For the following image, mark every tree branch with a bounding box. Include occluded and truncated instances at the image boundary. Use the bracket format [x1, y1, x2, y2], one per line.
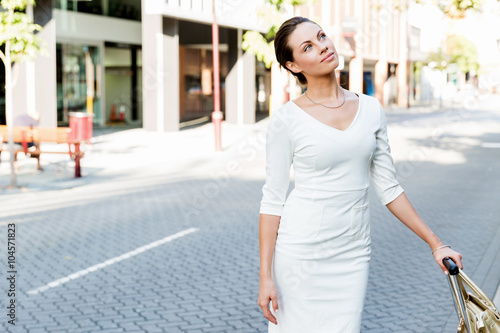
[0, 50, 6, 66]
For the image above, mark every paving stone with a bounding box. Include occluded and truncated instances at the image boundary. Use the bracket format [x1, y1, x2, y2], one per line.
[2, 97, 500, 333]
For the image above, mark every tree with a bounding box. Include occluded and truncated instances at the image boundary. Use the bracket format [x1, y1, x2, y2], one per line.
[446, 34, 480, 74]
[426, 34, 479, 106]
[0, 0, 45, 188]
[439, 0, 484, 19]
[241, 0, 312, 69]
[393, 0, 489, 17]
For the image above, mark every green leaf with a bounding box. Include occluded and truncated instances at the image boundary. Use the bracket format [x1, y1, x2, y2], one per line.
[242, 30, 275, 68]
[0, 4, 46, 65]
[240, 0, 315, 68]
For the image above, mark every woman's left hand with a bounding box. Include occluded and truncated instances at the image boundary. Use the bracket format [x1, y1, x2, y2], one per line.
[433, 246, 463, 274]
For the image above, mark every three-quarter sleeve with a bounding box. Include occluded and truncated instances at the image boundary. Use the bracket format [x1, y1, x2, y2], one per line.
[259, 108, 293, 216]
[370, 102, 404, 206]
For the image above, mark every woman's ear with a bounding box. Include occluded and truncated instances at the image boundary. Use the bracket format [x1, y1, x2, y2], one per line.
[285, 61, 302, 74]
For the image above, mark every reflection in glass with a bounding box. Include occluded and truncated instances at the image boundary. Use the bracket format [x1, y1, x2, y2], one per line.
[56, 44, 101, 126]
[55, 0, 141, 21]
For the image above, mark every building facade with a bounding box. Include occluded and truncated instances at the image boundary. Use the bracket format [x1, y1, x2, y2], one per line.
[294, 0, 414, 107]
[6, 0, 142, 129]
[141, 0, 270, 132]
[2, 0, 436, 131]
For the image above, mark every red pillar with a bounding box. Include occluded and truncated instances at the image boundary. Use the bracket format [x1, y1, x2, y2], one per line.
[211, 0, 223, 151]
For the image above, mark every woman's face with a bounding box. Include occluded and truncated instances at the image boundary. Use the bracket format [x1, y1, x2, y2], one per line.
[285, 22, 339, 80]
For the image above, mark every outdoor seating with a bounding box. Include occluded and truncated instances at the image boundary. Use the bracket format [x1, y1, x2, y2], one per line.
[0, 125, 85, 178]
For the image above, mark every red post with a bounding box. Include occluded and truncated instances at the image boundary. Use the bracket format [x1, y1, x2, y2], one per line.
[211, 0, 223, 151]
[74, 143, 81, 178]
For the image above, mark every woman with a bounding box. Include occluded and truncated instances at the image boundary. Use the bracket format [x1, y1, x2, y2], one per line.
[258, 16, 463, 333]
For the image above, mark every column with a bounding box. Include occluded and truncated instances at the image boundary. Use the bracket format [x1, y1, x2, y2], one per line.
[349, 57, 363, 93]
[241, 51, 256, 124]
[142, 13, 180, 132]
[225, 29, 255, 125]
[349, 0, 364, 94]
[333, 0, 342, 82]
[397, 9, 409, 107]
[225, 29, 238, 124]
[270, 62, 288, 115]
[375, 0, 388, 105]
[375, 60, 388, 105]
[35, 0, 57, 127]
[11, 0, 56, 127]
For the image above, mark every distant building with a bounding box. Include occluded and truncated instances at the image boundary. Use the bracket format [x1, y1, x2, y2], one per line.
[141, 0, 270, 131]
[294, 0, 427, 107]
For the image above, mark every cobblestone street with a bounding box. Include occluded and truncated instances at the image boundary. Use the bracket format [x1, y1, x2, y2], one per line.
[1, 95, 500, 333]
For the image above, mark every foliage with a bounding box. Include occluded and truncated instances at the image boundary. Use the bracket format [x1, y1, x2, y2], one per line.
[241, 0, 312, 69]
[427, 34, 479, 73]
[0, 0, 46, 65]
[393, 0, 496, 18]
[446, 34, 480, 73]
[242, 31, 276, 68]
[427, 48, 449, 71]
[0, 0, 46, 188]
[440, 0, 483, 18]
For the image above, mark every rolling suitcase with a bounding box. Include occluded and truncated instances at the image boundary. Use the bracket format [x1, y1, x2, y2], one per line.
[443, 258, 500, 332]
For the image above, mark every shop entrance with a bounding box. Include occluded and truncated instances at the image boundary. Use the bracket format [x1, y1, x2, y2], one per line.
[103, 43, 142, 126]
[180, 46, 227, 124]
[56, 43, 102, 126]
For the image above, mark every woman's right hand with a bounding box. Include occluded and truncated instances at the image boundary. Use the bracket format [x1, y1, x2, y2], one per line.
[258, 276, 279, 325]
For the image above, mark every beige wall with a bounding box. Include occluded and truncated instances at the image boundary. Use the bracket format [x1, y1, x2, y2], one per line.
[294, 0, 408, 104]
[295, 0, 404, 64]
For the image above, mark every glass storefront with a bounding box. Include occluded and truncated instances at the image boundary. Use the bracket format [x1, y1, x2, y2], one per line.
[180, 46, 227, 122]
[54, 0, 141, 21]
[104, 43, 142, 126]
[256, 61, 271, 114]
[56, 43, 102, 126]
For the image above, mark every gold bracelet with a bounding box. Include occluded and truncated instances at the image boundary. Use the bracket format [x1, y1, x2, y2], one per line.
[432, 245, 451, 255]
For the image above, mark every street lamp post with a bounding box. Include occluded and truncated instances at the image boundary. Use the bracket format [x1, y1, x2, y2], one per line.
[211, 0, 223, 151]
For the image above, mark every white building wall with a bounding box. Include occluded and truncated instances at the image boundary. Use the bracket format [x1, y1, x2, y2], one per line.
[54, 9, 142, 44]
[158, 0, 268, 32]
[12, 19, 57, 128]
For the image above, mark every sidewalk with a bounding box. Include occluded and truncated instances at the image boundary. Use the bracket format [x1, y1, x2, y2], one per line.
[0, 98, 485, 191]
[0, 117, 270, 192]
[0, 100, 460, 192]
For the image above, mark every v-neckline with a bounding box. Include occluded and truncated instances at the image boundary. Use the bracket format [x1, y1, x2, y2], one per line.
[291, 93, 361, 133]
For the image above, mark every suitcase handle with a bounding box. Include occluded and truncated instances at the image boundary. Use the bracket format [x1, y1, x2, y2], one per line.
[443, 257, 459, 275]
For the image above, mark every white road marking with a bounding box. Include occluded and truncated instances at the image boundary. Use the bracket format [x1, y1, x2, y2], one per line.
[27, 228, 199, 295]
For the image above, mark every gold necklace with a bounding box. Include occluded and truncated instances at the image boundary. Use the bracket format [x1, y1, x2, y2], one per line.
[305, 87, 346, 109]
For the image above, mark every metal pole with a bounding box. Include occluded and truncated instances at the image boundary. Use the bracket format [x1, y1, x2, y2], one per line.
[211, 0, 223, 151]
[448, 274, 472, 332]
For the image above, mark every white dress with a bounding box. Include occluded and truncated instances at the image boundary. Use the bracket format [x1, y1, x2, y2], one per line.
[259, 93, 404, 333]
